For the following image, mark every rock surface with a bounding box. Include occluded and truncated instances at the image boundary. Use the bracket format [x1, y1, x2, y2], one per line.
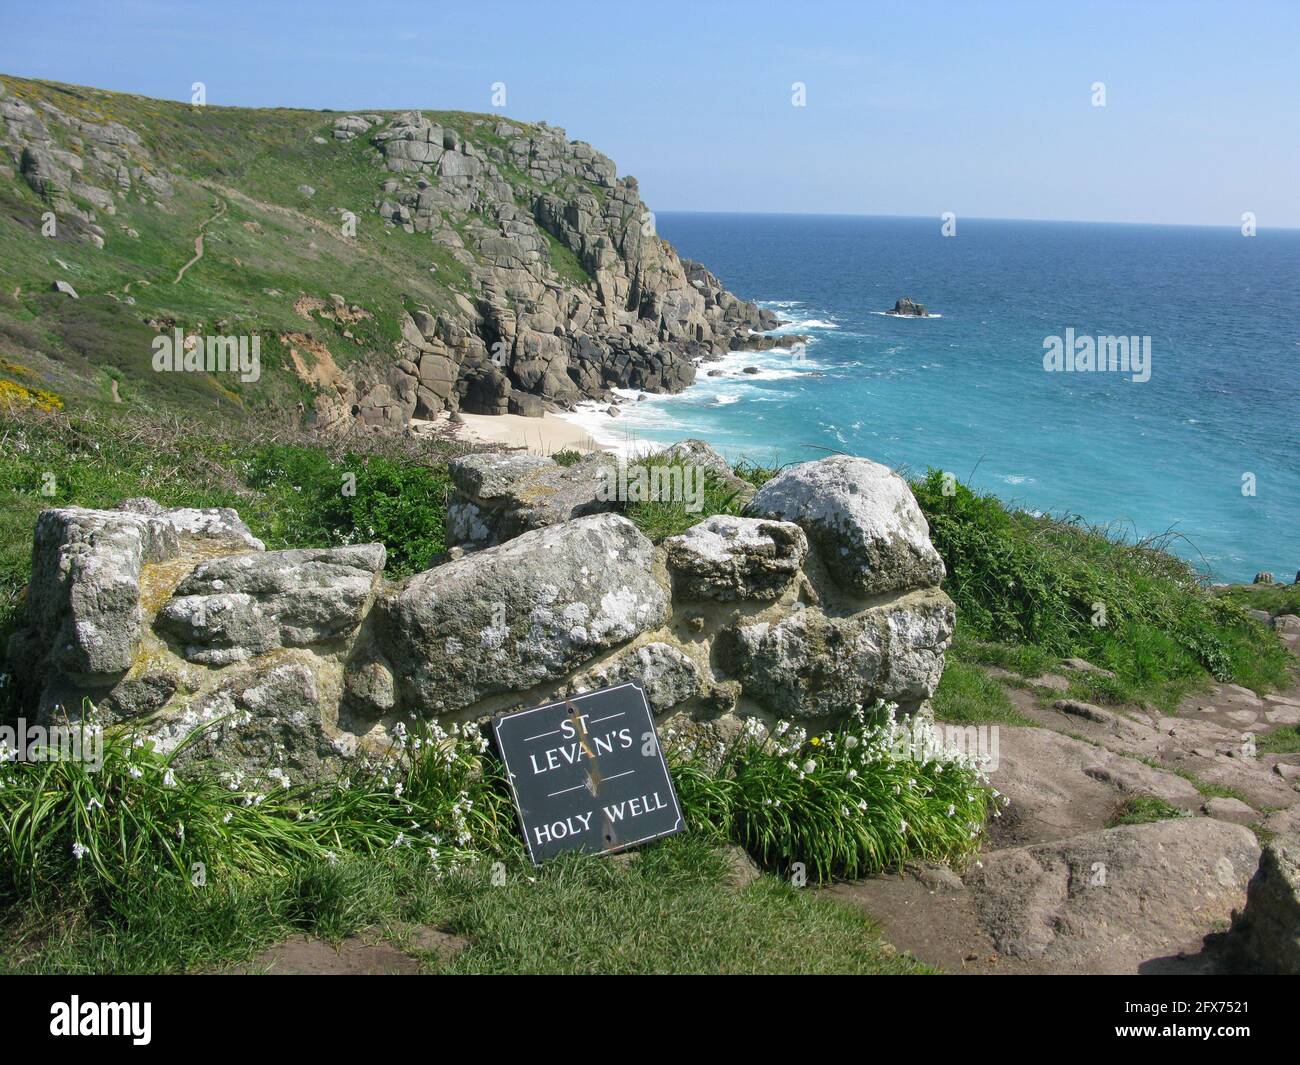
[721, 588, 954, 717]
[1227, 832, 1300, 973]
[446, 451, 613, 549]
[966, 818, 1259, 974]
[748, 455, 944, 597]
[156, 545, 386, 665]
[9, 450, 956, 780]
[377, 513, 669, 714]
[663, 515, 807, 601]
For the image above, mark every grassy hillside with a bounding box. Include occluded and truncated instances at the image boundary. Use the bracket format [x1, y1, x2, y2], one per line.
[0, 75, 606, 421]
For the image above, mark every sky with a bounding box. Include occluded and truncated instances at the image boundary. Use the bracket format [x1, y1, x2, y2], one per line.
[2, 0, 1297, 227]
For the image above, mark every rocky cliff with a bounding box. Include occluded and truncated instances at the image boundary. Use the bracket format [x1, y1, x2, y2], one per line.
[0, 76, 790, 432]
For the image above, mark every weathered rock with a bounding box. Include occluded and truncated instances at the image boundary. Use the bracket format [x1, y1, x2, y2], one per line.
[663, 515, 807, 601]
[8, 508, 179, 697]
[156, 545, 385, 665]
[721, 587, 954, 717]
[1253, 572, 1274, 585]
[661, 438, 755, 503]
[566, 642, 701, 713]
[156, 506, 266, 551]
[52, 279, 79, 298]
[1203, 796, 1257, 823]
[446, 451, 614, 548]
[153, 660, 354, 778]
[888, 298, 928, 317]
[1227, 833, 1300, 973]
[967, 818, 1260, 974]
[377, 514, 669, 714]
[748, 455, 944, 597]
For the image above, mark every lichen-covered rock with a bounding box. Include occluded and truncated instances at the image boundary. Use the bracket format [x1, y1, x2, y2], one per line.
[567, 642, 701, 713]
[663, 515, 807, 601]
[378, 513, 669, 714]
[156, 544, 385, 665]
[721, 588, 954, 717]
[7, 507, 180, 694]
[153, 660, 354, 778]
[154, 506, 266, 551]
[447, 451, 614, 548]
[748, 455, 944, 596]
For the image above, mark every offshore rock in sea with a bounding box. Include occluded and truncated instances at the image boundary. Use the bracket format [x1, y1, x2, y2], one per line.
[889, 297, 929, 317]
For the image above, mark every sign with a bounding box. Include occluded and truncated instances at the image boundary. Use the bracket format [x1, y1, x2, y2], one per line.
[493, 682, 685, 865]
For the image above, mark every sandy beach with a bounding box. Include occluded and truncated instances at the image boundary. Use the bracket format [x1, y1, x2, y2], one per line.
[415, 409, 654, 456]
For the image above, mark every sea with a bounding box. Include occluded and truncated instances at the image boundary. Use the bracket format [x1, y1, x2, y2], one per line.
[557, 213, 1300, 584]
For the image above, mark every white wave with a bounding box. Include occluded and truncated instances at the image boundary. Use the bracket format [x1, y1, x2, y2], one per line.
[771, 318, 839, 332]
[871, 310, 944, 319]
[711, 393, 742, 406]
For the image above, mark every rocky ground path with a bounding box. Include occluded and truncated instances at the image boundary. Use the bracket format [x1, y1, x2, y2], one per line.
[832, 628, 1300, 975]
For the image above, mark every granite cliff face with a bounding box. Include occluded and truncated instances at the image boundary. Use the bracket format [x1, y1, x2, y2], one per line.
[328, 109, 782, 428]
[0, 77, 789, 432]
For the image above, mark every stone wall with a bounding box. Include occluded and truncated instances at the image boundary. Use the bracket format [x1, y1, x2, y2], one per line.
[7, 447, 954, 778]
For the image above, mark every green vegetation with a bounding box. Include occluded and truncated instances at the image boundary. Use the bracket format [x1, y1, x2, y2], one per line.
[0, 682, 973, 971]
[671, 708, 989, 883]
[1255, 726, 1300, 755]
[1215, 582, 1300, 618]
[0, 406, 472, 700]
[1107, 794, 1188, 827]
[0, 75, 602, 426]
[621, 453, 778, 542]
[0, 835, 925, 975]
[912, 471, 1292, 707]
[932, 659, 1035, 726]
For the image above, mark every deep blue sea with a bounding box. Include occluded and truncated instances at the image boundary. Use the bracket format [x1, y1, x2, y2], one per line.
[566, 213, 1300, 584]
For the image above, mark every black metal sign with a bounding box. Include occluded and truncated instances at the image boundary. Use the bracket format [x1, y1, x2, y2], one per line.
[493, 682, 685, 864]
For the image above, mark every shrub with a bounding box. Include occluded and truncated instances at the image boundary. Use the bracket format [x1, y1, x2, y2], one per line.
[913, 470, 1291, 696]
[670, 704, 995, 883]
[245, 444, 450, 575]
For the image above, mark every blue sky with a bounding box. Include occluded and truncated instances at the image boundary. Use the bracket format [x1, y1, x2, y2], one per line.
[2, 0, 1296, 226]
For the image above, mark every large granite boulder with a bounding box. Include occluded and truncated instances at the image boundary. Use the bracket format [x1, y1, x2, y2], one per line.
[156, 545, 386, 665]
[7, 507, 180, 698]
[377, 513, 669, 714]
[447, 451, 615, 549]
[748, 455, 944, 597]
[720, 588, 954, 717]
[663, 515, 807, 601]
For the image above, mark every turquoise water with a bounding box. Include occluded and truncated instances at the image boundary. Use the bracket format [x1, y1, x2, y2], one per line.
[574, 213, 1299, 584]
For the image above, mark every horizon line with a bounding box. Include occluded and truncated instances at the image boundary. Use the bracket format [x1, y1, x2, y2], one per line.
[651, 209, 1300, 234]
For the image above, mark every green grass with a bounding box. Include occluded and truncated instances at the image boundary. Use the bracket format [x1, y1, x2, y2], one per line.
[670, 706, 990, 883]
[1215, 582, 1300, 617]
[0, 835, 927, 975]
[0, 694, 971, 972]
[1107, 794, 1189, 827]
[932, 658, 1035, 727]
[620, 454, 778, 542]
[1256, 726, 1300, 755]
[912, 471, 1293, 705]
